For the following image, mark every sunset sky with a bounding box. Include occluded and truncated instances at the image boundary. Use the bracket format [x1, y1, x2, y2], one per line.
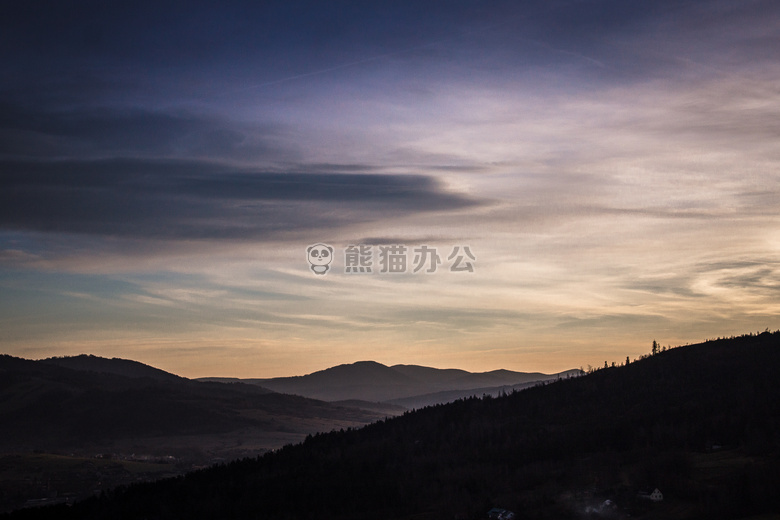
[2, 0, 779, 378]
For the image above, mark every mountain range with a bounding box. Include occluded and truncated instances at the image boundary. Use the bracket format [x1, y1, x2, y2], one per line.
[6, 331, 779, 519]
[0, 354, 394, 454]
[0, 354, 574, 457]
[0, 353, 572, 512]
[199, 360, 580, 405]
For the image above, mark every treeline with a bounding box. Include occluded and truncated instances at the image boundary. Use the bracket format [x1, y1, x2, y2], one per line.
[588, 329, 776, 373]
[5, 331, 780, 519]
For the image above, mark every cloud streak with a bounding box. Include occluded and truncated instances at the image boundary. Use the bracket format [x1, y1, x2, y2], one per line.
[0, 159, 480, 240]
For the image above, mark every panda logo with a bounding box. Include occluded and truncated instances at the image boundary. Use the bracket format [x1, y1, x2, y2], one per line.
[307, 243, 333, 275]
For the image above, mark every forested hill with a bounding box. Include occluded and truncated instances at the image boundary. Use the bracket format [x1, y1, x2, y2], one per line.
[8, 332, 780, 520]
[40, 354, 184, 382]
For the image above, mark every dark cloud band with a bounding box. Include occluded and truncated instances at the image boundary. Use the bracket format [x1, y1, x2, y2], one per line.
[0, 160, 479, 240]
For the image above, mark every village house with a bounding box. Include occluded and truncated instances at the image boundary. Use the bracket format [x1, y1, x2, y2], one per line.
[637, 488, 663, 502]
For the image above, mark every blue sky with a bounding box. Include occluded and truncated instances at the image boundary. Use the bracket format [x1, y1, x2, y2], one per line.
[1, 0, 779, 377]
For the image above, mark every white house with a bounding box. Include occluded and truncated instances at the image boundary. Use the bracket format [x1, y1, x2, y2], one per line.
[638, 488, 663, 502]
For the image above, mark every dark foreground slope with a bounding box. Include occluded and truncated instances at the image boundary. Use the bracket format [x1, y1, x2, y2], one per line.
[7, 332, 780, 520]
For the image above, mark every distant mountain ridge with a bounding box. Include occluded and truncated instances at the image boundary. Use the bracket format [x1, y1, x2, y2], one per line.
[199, 360, 581, 404]
[0, 355, 386, 453]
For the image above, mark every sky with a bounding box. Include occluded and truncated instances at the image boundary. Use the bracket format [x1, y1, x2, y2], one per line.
[1, 0, 779, 378]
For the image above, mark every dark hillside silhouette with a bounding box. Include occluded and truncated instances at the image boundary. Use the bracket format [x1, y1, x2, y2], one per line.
[41, 355, 185, 383]
[0, 355, 385, 451]
[0, 356, 395, 512]
[6, 331, 779, 519]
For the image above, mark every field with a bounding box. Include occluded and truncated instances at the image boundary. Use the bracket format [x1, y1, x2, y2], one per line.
[0, 452, 178, 513]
